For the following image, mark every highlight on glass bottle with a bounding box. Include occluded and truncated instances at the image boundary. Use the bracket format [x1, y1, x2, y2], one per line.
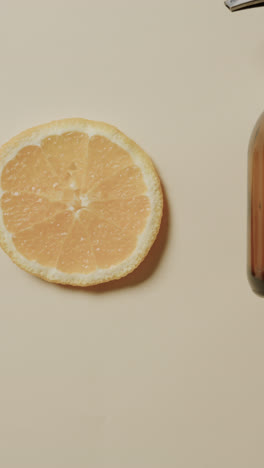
[247, 113, 264, 295]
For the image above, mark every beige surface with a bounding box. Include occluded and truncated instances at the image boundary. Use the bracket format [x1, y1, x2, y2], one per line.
[0, 1, 264, 467]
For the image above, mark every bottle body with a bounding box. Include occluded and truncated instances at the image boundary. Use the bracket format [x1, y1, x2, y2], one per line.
[248, 112, 264, 295]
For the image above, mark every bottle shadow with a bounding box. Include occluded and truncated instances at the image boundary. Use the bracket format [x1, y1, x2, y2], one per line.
[57, 178, 170, 294]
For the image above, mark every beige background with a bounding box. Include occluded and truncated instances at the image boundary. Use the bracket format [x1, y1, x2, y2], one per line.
[0, 1, 264, 467]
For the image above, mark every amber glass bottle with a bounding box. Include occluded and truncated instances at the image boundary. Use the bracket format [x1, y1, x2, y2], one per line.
[248, 113, 264, 295]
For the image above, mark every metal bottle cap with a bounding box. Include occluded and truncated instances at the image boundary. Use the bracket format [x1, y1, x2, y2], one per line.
[225, 0, 264, 11]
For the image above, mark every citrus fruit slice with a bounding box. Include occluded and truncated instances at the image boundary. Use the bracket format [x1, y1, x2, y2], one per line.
[0, 119, 163, 286]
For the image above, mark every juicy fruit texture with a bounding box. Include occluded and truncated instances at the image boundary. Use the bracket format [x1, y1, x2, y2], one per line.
[0, 132, 152, 276]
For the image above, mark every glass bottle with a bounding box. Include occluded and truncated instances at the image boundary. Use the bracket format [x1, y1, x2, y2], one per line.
[248, 113, 264, 295]
[225, 1, 264, 293]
